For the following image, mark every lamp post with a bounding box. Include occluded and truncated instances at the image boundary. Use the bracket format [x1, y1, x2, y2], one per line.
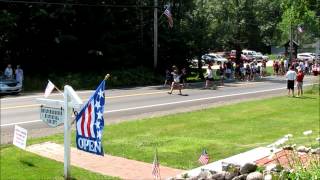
[154, 0, 158, 69]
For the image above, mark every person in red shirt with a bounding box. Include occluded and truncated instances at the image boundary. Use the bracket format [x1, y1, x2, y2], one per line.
[296, 68, 304, 97]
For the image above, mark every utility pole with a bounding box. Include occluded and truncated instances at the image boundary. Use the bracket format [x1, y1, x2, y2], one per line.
[153, 0, 158, 69]
[289, 5, 293, 65]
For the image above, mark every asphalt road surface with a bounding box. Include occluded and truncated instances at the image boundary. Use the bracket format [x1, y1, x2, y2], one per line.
[1, 76, 318, 144]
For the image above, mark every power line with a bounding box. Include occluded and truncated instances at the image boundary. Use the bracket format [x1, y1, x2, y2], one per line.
[0, 0, 158, 8]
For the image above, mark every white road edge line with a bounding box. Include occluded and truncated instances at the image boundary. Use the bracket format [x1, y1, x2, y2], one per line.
[0, 90, 94, 101]
[0, 83, 315, 127]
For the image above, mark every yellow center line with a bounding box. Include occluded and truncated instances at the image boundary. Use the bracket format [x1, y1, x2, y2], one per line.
[1, 91, 167, 110]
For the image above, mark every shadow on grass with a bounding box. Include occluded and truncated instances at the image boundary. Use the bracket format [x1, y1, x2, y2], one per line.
[20, 159, 36, 167]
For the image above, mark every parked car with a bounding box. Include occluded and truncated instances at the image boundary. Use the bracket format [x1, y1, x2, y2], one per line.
[256, 52, 269, 61]
[297, 53, 315, 62]
[0, 76, 22, 94]
[202, 53, 228, 64]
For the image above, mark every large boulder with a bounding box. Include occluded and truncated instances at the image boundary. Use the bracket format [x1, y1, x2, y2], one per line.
[246, 172, 263, 180]
[240, 163, 257, 174]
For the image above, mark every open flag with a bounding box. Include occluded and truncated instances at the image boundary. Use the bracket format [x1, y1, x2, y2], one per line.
[163, 6, 173, 28]
[44, 80, 56, 98]
[198, 149, 209, 165]
[152, 149, 161, 179]
[76, 80, 106, 156]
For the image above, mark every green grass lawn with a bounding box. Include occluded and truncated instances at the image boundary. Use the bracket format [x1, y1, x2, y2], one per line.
[25, 85, 320, 170]
[1, 87, 318, 179]
[0, 146, 119, 180]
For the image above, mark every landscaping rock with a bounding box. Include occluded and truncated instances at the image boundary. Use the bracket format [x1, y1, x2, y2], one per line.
[222, 162, 240, 173]
[311, 148, 320, 155]
[246, 172, 263, 180]
[231, 174, 247, 180]
[197, 170, 212, 180]
[297, 146, 310, 153]
[240, 163, 257, 174]
[211, 171, 227, 180]
[225, 172, 238, 180]
[282, 145, 293, 150]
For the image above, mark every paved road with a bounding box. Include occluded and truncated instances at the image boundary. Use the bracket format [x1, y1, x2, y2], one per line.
[1, 76, 318, 144]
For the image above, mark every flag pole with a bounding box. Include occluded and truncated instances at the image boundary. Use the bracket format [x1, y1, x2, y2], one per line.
[54, 85, 64, 95]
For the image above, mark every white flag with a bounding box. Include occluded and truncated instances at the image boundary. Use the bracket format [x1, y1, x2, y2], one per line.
[44, 80, 55, 98]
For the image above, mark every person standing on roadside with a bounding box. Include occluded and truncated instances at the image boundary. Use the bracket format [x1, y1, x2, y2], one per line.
[285, 66, 297, 97]
[4, 64, 13, 79]
[15, 65, 24, 85]
[296, 68, 304, 97]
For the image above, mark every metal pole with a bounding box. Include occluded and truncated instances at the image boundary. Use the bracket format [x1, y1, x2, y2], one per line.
[64, 86, 71, 180]
[289, 5, 293, 64]
[153, 0, 158, 69]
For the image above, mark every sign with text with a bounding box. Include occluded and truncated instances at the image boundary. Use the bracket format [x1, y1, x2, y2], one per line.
[40, 106, 64, 127]
[13, 125, 28, 150]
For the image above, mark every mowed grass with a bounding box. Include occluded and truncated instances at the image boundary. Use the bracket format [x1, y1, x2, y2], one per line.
[0, 146, 119, 180]
[26, 85, 320, 170]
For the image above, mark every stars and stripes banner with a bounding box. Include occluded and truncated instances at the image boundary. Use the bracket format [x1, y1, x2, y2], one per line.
[163, 6, 173, 28]
[152, 149, 161, 179]
[76, 80, 106, 156]
[198, 149, 209, 165]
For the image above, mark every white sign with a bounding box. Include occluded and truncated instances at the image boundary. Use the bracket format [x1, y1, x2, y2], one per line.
[13, 125, 28, 150]
[40, 106, 64, 127]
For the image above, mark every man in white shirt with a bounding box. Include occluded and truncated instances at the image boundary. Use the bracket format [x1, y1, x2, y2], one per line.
[285, 66, 297, 97]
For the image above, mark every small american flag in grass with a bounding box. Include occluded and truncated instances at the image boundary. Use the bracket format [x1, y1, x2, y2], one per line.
[198, 149, 209, 165]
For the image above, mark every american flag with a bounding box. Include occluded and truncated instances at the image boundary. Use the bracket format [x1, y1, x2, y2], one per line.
[198, 149, 209, 165]
[163, 7, 173, 28]
[152, 149, 161, 179]
[76, 80, 105, 156]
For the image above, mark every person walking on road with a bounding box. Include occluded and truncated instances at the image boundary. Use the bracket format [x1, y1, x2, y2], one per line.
[286, 66, 297, 97]
[296, 68, 304, 97]
[168, 66, 183, 95]
[163, 68, 172, 87]
[15, 65, 24, 85]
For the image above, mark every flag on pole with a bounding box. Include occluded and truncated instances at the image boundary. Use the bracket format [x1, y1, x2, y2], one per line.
[198, 149, 209, 165]
[44, 80, 56, 98]
[152, 149, 161, 179]
[76, 80, 106, 156]
[163, 6, 173, 28]
[297, 26, 303, 33]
